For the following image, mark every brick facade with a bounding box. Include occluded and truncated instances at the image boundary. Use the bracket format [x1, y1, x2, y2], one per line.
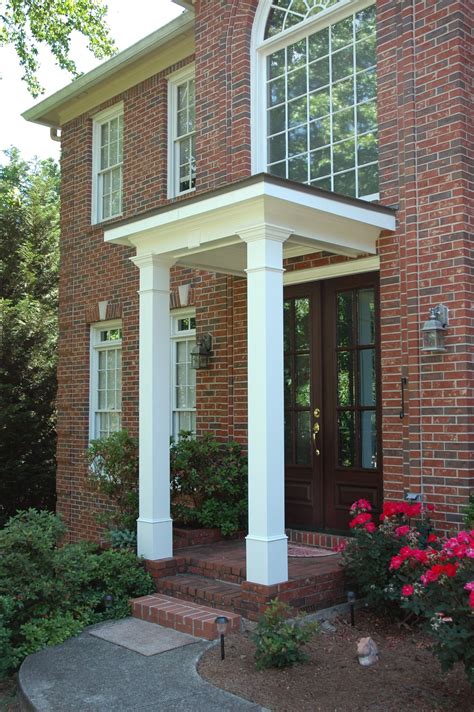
[55, 0, 472, 542]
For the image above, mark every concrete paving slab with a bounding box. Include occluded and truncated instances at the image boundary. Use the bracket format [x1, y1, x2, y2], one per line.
[89, 617, 199, 656]
[18, 627, 267, 712]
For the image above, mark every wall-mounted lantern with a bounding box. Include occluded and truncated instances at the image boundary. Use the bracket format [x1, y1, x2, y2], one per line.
[421, 304, 448, 353]
[191, 333, 213, 369]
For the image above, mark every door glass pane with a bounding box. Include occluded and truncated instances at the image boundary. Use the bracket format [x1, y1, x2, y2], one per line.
[336, 291, 353, 347]
[361, 410, 377, 468]
[284, 300, 292, 353]
[359, 348, 376, 406]
[295, 354, 310, 406]
[284, 357, 292, 404]
[295, 298, 310, 350]
[284, 411, 292, 464]
[338, 411, 354, 467]
[358, 288, 375, 343]
[337, 351, 354, 406]
[296, 410, 311, 465]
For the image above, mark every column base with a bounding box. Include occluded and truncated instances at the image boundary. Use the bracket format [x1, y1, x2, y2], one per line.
[245, 534, 288, 585]
[137, 517, 173, 560]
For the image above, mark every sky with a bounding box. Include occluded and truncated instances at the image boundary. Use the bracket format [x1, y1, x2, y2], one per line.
[0, 0, 183, 165]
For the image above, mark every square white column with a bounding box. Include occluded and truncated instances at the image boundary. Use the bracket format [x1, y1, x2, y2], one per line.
[131, 253, 175, 560]
[239, 224, 292, 586]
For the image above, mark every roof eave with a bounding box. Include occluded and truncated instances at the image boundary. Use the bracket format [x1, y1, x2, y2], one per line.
[22, 12, 194, 128]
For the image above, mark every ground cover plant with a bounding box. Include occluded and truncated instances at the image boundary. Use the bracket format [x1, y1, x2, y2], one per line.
[341, 499, 474, 687]
[0, 509, 154, 678]
[170, 432, 247, 536]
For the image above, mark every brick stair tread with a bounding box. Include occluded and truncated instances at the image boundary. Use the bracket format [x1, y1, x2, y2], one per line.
[157, 573, 242, 607]
[132, 593, 241, 640]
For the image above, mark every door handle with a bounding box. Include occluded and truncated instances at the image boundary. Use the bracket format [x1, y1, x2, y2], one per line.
[312, 432, 320, 456]
[313, 422, 320, 433]
[312, 407, 321, 456]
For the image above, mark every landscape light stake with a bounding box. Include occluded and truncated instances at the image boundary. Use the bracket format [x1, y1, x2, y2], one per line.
[215, 616, 229, 660]
[104, 594, 114, 611]
[347, 591, 356, 627]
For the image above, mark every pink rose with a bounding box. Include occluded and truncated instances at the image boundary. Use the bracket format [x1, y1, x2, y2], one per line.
[395, 525, 410, 537]
[464, 582, 474, 592]
[401, 584, 414, 596]
[364, 522, 376, 533]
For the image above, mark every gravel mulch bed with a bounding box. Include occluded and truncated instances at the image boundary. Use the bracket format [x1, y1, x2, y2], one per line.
[198, 610, 474, 712]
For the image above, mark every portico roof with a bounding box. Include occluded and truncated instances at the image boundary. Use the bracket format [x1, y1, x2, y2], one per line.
[105, 174, 396, 277]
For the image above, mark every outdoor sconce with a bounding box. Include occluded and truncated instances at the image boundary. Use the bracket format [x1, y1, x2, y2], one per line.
[421, 304, 448, 353]
[347, 591, 356, 627]
[191, 333, 213, 369]
[215, 615, 229, 660]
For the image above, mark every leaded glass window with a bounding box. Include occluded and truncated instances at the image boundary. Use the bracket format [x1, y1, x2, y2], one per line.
[264, 4, 378, 199]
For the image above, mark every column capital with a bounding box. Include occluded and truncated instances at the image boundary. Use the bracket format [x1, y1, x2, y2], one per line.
[130, 253, 176, 271]
[238, 224, 293, 244]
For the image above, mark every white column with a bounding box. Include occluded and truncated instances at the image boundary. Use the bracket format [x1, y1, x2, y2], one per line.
[131, 253, 175, 560]
[239, 224, 291, 586]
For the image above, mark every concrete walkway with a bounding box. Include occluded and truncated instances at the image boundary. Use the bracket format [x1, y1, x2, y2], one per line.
[18, 619, 267, 712]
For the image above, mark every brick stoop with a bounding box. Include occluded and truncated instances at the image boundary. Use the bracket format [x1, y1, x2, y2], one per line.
[132, 593, 241, 640]
[156, 573, 242, 612]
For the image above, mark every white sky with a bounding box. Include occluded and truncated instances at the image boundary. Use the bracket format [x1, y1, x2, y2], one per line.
[0, 0, 182, 165]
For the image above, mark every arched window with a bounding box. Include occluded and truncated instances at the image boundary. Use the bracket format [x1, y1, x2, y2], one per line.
[252, 1, 378, 200]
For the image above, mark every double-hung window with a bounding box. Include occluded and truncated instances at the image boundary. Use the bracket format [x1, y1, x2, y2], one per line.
[171, 311, 196, 437]
[92, 104, 124, 223]
[89, 322, 122, 439]
[254, 1, 378, 200]
[168, 67, 196, 198]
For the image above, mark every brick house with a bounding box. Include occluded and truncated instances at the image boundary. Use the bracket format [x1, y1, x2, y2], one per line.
[24, 0, 472, 598]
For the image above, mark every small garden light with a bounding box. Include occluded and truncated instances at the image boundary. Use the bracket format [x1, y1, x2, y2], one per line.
[215, 615, 229, 660]
[347, 591, 356, 627]
[104, 594, 114, 610]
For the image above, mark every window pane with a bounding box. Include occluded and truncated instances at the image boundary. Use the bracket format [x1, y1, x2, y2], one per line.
[358, 131, 378, 166]
[268, 104, 286, 135]
[331, 16, 353, 51]
[332, 77, 354, 111]
[288, 66, 307, 100]
[268, 77, 286, 107]
[284, 411, 293, 464]
[296, 410, 311, 465]
[333, 169, 356, 197]
[308, 56, 329, 91]
[332, 46, 353, 83]
[308, 27, 329, 60]
[310, 147, 331, 180]
[356, 35, 376, 72]
[295, 354, 310, 407]
[337, 291, 353, 347]
[309, 117, 330, 150]
[337, 351, 354, 406]
[357, 68, 376, 103]
[284, 300, 292, 353]
[287, 38, 306, 68]
[288, 95, 307, 127]
[359, 349, 376, 406]
[332, 108, 355, 142]
[333, 138, 355, 173]
[361, 411, 377, 468]
[358, 288, 375, 344]
[288, 125, 307, 157]
[338, 411, 355, 467]
[269, 48, 286, 79]
[269, 133, 286, 163]
[295, 298, 310, 350]
[309, 87, 329, 120]
[288, 154, 308, 182]
[358, 163, 379, 197]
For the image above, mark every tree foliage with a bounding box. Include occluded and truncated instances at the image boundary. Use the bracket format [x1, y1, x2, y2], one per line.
[0, 0, 116, 96]
[0, 148, 59, 525]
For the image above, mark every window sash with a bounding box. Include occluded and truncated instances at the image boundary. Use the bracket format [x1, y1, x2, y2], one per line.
[171, 312, 196, 437]
[90, 323, 122, 440]
[93, 108, 124, 223]
[168, 71, 196, 198]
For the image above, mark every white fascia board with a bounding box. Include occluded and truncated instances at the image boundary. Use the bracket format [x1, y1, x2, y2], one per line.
[22, 13, 194, 127]
[172, 0, 195, 10]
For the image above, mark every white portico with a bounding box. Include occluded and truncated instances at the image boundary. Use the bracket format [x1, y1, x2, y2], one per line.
[105, 174, 395, 586]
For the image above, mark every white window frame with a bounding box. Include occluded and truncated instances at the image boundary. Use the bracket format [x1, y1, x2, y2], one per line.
[251, 0, 379, 201]
[91, 102, 124, 224]
[89, 319, 123, 441]
[167, 65, 196, 199]
[170, 308, 197, 438]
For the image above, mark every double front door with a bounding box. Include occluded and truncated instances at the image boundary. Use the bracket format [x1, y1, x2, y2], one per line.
[284, 272, 382, 531]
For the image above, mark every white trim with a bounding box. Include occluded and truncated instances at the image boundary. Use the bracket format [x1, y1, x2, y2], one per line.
[167, 64, 196, 200]
[283, 255, 379, 285]
[91, 104, 124, 225]
[89, 319, 123, 441]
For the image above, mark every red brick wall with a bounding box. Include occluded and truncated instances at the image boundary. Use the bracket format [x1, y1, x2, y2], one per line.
[57, 0, 473, 542]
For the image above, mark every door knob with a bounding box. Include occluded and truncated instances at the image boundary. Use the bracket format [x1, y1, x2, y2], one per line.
[313, 407, 320, 418]
[313, 422, 320, 433]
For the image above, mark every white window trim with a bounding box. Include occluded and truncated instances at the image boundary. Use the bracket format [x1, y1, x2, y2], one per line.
[167, 64, 196, 200]
[251, 0, 379, 201]
[170, 308, 196, 438]
[91, 102, 124, 225]
[89, 319, 123, 441]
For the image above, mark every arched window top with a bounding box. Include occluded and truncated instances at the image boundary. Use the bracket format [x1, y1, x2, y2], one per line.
[265, 0, 341, 38]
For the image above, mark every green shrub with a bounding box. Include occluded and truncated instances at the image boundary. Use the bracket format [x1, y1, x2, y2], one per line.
[86, 430, 139, 532]
[0, 509, 154, 677]
[170, 433, 247, 536]
[463, 494, 474, 529]
[253, 600, 318, 670]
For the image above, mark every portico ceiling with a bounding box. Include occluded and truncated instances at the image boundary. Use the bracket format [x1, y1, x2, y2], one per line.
[104, 174, 396, 277]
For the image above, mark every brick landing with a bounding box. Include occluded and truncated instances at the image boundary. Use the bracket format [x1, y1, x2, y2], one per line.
[138, 539, 345, 625]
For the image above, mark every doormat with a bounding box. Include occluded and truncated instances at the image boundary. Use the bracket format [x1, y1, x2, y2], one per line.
[288, 544, 338, 558]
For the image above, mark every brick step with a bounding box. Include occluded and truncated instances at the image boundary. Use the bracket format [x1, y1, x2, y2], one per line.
[132, 593, 241, 640]
[182, 555, 246, 584]
[156, 573, 242, 612]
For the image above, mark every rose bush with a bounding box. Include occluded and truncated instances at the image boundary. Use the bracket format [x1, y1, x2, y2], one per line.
[340, 498, 436, 610]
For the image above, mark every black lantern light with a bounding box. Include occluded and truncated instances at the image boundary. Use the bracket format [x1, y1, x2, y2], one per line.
[215, 615, 229, 660]
[421, 304, 448, 353]
[104, 593, 114, 611]
[191, 333, 213, 369]
[347, 590, 356, 627]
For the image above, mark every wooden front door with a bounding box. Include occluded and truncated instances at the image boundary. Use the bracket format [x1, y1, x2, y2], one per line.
[284, 272, 382, 531]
